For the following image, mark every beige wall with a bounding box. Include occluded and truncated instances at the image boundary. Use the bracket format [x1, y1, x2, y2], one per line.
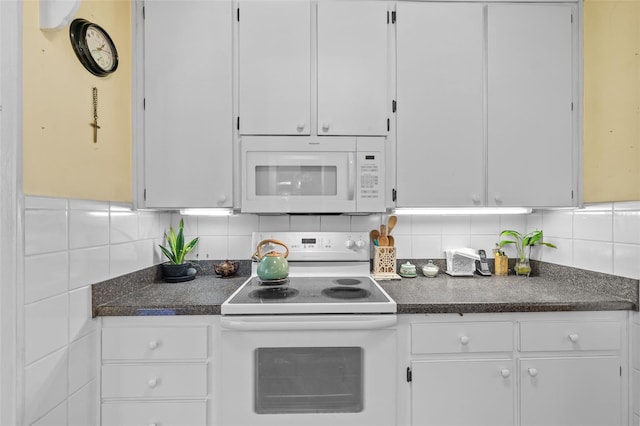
[583, 0, 640, 202]
[22, 0, 132, 202]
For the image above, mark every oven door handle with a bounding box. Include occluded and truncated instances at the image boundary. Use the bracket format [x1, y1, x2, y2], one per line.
[220, 315, 397, 331]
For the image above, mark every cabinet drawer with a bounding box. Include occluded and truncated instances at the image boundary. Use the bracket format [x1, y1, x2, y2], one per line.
[102, 363, 207, 398]
[102, 326, 207, 360]
[102, 401, 206, 426]
[519, 321, 621, 352]
[412, 322, 513, 354]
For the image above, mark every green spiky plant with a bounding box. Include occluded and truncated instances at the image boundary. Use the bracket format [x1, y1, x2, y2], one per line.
[159, 219, 199, 265]
[498, 229, 556, 276]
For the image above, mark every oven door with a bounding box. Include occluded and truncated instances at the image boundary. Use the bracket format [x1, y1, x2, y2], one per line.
[220, 315, 397, 426]
[241, 137, 357, 213]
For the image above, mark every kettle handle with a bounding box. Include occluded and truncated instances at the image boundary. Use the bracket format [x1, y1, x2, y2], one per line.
[257, 239, 290, 259]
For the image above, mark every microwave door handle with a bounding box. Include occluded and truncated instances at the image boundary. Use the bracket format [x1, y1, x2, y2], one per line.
[347, 152, 356, 201]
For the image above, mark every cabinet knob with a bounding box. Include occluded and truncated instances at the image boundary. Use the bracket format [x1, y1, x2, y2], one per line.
[459, 335, 470, 345]
[500, 369, 511, 378]
[494, 194, 503, 204]
[568, 333, 580, 343]
[218, 194, 228, 204]
[148, 378, 158, 388]
[322, 122, 330, 132]
[527, 368, 538, 377]
[148, 340, 159, 350]
[297, 122, 306, 132]
[472, 194, 481, 204]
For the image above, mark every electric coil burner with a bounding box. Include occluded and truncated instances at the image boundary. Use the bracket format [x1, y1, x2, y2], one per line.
[221, 232, 396, 315]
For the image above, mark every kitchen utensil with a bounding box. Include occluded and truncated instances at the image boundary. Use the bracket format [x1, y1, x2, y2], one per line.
[255, 239, 289, 281]
[387, 215, 398, 234]
[378, 224, 388, 246]
[370, 229, 380, 246]
[422, 260, 439, 277]
[388, 235, 395, 247]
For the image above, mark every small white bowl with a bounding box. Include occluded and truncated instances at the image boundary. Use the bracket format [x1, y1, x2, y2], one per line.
[422, 260, 439, 278]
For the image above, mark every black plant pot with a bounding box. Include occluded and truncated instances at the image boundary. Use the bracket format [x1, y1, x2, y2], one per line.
[161, 262, 196, 283]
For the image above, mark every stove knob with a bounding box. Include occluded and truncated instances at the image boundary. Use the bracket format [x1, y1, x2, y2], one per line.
[345, 239, 355, 249]
[355, 239, 366, 249]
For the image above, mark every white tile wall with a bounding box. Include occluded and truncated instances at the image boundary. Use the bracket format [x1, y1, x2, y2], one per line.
[171, 205, 640, 279]
[24, 348, 68, 424]
[22, 196, 171, 425]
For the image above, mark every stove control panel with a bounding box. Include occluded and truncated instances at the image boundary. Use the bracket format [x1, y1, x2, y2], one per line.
[252, 232, 370, 262]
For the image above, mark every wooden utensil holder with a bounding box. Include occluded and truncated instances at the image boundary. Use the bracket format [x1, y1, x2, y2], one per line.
[495, 255, 508, 276]
[374, 246, 397, 274]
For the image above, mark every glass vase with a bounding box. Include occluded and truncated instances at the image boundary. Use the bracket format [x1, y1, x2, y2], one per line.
[514, 258, 531, 277]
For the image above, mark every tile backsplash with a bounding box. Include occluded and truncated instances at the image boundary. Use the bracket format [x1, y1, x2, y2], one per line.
[19, 195, 640, 424]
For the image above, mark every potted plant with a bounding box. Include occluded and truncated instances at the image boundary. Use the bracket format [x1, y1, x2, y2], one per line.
[159, 219, 199, 282]
[498, 229, 556, 276]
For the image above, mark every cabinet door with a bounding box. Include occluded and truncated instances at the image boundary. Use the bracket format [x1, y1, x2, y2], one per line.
[317, 1, 388, 136]
[412, 360, 515, 426]
[144, 0, 232, 208]
[396, 3, 484, 206]
[487, 4, 575, 207]
[520, 357, 621, 426]
[238, 1, 311, 135]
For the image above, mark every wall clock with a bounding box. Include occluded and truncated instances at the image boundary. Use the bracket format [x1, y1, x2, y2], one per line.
[69, 18, 118, 77]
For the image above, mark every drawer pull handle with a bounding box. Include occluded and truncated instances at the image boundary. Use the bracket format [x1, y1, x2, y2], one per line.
[528, 368, 538, 377]
[322, 122, 330, 132]
[459, 335, 470, 345]
[296, 122, 305, 132]
[148, 340, 159, 350]
[568, 333, 580, 343]
[500, 369, 511, 378]
[148, 424, 157, 426]
[148, 378, 158, 388]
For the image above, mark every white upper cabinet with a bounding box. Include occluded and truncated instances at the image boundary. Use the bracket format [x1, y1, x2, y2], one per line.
[143, 0, 233, 208]
[238, 1, 311, 135]
[238, 0, 389, 136]
[396, 2, 485, 207]
[317, 2, 389, 136]
[395, 2, 577, 208]
[487, 4, 575, 207]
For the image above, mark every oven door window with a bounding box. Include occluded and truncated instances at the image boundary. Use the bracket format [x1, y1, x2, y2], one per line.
[254, 347, 363, 414]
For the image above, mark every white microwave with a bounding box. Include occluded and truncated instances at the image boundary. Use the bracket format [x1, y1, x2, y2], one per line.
[241, 136, 385, 213]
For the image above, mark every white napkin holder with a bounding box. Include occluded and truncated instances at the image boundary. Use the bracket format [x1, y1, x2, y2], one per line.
[444, 248, 480, 276]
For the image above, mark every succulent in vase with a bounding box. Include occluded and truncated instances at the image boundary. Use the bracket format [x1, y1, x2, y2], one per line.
[159, 219, 199, 281]
[498, 229, 556, 276]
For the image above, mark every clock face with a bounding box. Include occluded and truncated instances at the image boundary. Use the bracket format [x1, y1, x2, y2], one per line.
[85, 25, 116, 72]
[69, 19, 119, 77]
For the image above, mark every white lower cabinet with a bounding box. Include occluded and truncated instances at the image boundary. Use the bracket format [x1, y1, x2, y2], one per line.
[100, 316, 214, 426]
[401, 312, 629, 426]
[520, 357, 621, 426]
[411, 359, 515, 426]
[102, 401, 206, 426]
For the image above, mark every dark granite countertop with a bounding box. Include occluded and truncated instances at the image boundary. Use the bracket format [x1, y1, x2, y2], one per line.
[92, 261, 638, 317]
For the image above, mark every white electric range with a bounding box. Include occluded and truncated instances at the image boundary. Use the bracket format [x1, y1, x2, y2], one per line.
[220, 232, 398, 426]
[221, 231, 396, 315]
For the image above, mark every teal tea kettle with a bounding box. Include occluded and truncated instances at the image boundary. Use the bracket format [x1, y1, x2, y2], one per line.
[255, 239, 290, 281]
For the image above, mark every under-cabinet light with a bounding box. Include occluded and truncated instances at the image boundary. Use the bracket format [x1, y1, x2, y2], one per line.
[179, 208, 234, 216]
[393, 207, 533, 215]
